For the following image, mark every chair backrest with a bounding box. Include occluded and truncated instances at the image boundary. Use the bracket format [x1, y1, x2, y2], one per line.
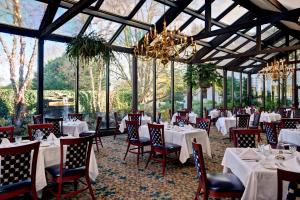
[157, 112, 162, 124]
[59, 136, 93, 174]
[218, 108, 227, 117]
[45, 117, 63, 137]
[27, 123, 54, 140]
[68, 113, 83, 121]
[286, 110, 292, 118]
[138, 110, 145, 116]
[0, 126, 14, 142]
[192, 138, 208, 193]
[177, 110, 189, 117]
[252, 112, 261, 127]
[281, 118, 300, 129]
[233, 128, 260, 148]
[236, 114, 250, 128]
[125, 120, 140, 141]
[114, 112, 120, 128]
[95, 116, 102, 135]
[278, 107, 287, 118]
[0, 142, 40, 187]
[175, 116, 189, 125]
[294, 108, 300, 118]
[128, 113, 142, 125]
[238, 108, 246, 114]
[277, 168, 300, 200]
[32, 114, 43, 124]
[264, 122, 278, 146]
[195, 117, 211, 136]
[148, 123, 165, 148]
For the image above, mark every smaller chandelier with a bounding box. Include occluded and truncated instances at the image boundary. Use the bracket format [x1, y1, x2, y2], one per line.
[258, 58, 294, 81]
[133, 19, 198, 65]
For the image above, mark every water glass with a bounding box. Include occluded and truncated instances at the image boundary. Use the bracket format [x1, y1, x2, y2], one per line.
[257, 142, 264, 152]
[15, 136, 22, 144]
[289, 144, 297, 155]
[277, 142, 285, 154]
[263, 145, 272, 160]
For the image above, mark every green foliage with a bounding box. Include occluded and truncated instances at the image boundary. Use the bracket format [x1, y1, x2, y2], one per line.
[184, 63, 222, 89]
[66, 32, 112, 65]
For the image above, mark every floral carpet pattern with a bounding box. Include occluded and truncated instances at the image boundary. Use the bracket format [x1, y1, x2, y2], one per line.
[63, 126, 233, 200]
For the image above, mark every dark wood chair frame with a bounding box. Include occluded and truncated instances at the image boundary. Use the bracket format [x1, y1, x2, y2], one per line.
[0, 142, 40, 200]
[195, 117, 211, 136]
[175, 115, 189, 125]
[128, 113, 142, 126]
[233, 128, 261, 148]
[229, 114, 250, 141]
[0, 125, 14, 142]
[264, 122, 278, 148]
[27, 123, 54, 141]
[68, 113, 84, 121]
[80, 116, 103, 152]
[46, 136, 95, 200]
[113, 112, 122, 140]
[44, 117, 64, 137]
[145, 123, 181, 176]
[192, 138, 244, 200]
[32, 114, 43, 124]
[280, 118, 300, 129]
[277, 168, 300, 200]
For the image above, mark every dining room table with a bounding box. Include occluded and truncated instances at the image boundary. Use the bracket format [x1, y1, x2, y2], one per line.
[209, 109, 232, 119]
[0, 138, 99, 192]
[222, 147, 300, 200]
[171, 112, 198, 124]
[249, 112, 281, 123]
[119, 115, 152, 133]
[215, 116, 236, 135]
[63, 120, 89, 137]
[139, 124, 211, 163]
[278, 129, 300, 146]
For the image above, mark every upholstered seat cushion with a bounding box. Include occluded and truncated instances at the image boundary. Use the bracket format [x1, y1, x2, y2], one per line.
[130, 137, 150, 145]
[0, 180, 31, 193]
[153, 143, 181, 151]
[79, 131, 95, 137]
[207, 173, 244, 193]
[46, 165, 85, 177]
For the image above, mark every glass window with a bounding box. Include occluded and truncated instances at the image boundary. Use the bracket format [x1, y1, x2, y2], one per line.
[237, 41, 256, 53]
[174, 62, 187, 111]
[211, 0, 234, 19]
[188, 0, 204, 10]
[0, 33, 37, 134]
[217, 58, 234, 66]
[100, 0, 139, 17]
[133, 0, 169, 24]
[225, 37, 247, 50]
[182, 18, 204, 36]
[212, 51, 227, 58]
[220, 34, 238, 47]
[274, 38, 285, 47]
[113, 26, 147, 47]
[261, 26, 279, 40]
[167, 12, 190, 30]
[43, 41, 75, 121]
[202, 49, 217, 59]
[219, 5, 248, 25]
[0, 0, 47, 29]
[251, 74, 263, 107]
[179, 44, 203, 59]
[241, 60, 254, 66]
[263, 52, 279, 60]
[156, 61, 171, 122]
[85, 17, 122, 42]
[54, 8, 89, 37]
[138, 59, 154, 118]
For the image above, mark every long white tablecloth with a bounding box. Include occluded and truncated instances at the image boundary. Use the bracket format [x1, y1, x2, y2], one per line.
[139, 125, 211, 163]
[119, 115, 151, 133]
[216, 117, 236, 135]
[63, 121, 89, 137]
[171, 112, 198, 124]
[250, 112, 281, 123]
[209, 109, 232, 119]
[222, 148, 300, 200]
[279, 129, 300, 146]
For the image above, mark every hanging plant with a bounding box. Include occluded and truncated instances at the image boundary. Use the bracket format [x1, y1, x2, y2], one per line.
[184, 63, 222, 89]
[66, 32, 112, 66]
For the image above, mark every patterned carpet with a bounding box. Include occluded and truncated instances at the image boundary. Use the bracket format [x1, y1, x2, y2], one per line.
[63, 126, 233, 200]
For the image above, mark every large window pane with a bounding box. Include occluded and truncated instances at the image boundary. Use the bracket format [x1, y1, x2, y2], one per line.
[174, 62, 187, 111]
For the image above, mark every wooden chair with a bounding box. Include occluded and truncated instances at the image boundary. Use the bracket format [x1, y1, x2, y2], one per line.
[177, 110, 189, 118]
[264, 122, 278, 148]
[233, 128, 261, 148]
[218, 108, 228, 117]
[293, 108, 300, 118]
[195, 117, 211, 136]
[27, 123, 54, 141]
[68, 113, 84, 121]
[80, 116, 103, 152]
[145, 123, 181, 176]
[45, 136, 95, 199]
[0, 125, 14, 142]
[249, 112, 261, 129]
[0, 142, 40, 200]
[280, 118, 300, 129]
[277, 168, 300, 200]
[175, 115, 189, 125]
[138, 110, 145, 116]
[32, 114, 43, 124]
[128, 113, 142, 126]
[192, 138, 244, 200]
[44, 117, 64, 138]
[229, 114, 250, 140]
[123, 120, 150, 165]
[113, 112, 122, 140]
[278, 107, 287, 118]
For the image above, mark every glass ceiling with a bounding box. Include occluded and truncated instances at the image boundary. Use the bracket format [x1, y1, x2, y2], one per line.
[0, 0, 296, 73]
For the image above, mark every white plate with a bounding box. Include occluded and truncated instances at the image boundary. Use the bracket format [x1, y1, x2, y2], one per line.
[40, 143, 50, 147]
[21, 140, 30, 143]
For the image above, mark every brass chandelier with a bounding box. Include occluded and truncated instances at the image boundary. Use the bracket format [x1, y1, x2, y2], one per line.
[258, 58, 294, 81]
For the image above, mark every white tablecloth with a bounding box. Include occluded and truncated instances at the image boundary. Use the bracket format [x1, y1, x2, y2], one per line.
[216, 117, 236, 135]
[63, 121, 89, 137]
[209, 109, 232, 119]
[171, 112, 198, 124]
[139, 125, 211, 163]
[279, 129, 300, 146]
[119, 115, 152, 133]
[250, 112, 281, 123]
[222, 148, 300, 200]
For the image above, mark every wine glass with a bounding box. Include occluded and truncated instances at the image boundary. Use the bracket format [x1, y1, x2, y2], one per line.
[277, 142, 285, 154]
[289, 144, 297, 155]
[263, 145, 272, 160]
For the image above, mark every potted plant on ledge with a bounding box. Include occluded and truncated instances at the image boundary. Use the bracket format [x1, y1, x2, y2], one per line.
[184, 63, 222, 116]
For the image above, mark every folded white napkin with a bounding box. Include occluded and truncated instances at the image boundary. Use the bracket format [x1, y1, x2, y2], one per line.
[0, 138, 11, 147]
[47, 133, 57, 141]
[280, 156, 300, 173]
[239, 148, 261, 160]
[184, 124, 193, 130]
